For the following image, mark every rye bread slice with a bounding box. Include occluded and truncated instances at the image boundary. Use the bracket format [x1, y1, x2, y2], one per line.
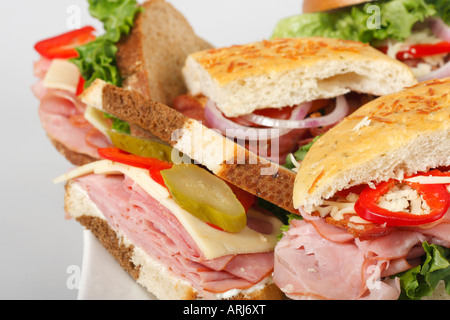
[80, 79, 297, 214]
[116, 0, 213, 107]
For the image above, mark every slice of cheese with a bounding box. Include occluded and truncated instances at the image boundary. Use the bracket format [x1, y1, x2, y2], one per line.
[43, 59, 80, 94]
[404, 176, 450, 185]
[55, 160, 283, 260]
[84, 106, 111, 138]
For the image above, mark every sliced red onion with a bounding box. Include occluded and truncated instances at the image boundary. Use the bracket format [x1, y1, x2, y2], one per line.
[429, 17, 450, 42]
[243, 95, 349, 129]
[418, 18, 450, 81]
[418, 59, 450, 81]
[204, 100, 295, 141]
[240, 102, 312, 128]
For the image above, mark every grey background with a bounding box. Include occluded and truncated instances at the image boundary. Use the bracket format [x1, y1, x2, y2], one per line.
[0, 0, 303, 299]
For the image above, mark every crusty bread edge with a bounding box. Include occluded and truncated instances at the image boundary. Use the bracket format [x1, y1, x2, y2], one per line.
[80, 79, 298, 214]
[64, 180, 284, 300]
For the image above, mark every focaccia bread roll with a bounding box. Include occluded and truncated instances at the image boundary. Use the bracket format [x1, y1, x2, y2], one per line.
[182, 37, 417, 118]
[294, 78, 450, 211]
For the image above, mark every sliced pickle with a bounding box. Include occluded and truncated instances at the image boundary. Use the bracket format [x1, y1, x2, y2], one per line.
[108, 130, 173, 162]
[160, 164, 247, 233]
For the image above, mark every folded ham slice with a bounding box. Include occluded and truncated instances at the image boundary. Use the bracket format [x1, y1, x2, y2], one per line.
[274, 206, 450, 300]
[33, 57, 111, 163]
[73, 173, 275, 298]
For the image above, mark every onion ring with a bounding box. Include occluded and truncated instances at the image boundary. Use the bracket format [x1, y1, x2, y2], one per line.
[243, 96, 348, 129]
[204, 100, 302, 141]
[240, 102, 311, 128]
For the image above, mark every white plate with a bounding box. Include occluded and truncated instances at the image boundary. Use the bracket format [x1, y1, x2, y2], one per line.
[78, 230, 156, 300]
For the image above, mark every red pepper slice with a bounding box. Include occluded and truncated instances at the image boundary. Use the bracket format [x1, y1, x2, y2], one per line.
[97, 147, 173, 188]
[355, 174, 450, 227]
[34, 26, 96, 59]
[76, 76, 86, 96]
[378, 42, 450, 60]
[99, 147, 254, 232]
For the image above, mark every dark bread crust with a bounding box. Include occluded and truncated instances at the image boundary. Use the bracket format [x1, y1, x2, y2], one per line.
[102, 82, 188, 145]
[71, 213, 284, 300]
[100, 83, 298, 213]
[217, 162, 296, 213]
[116, 0, 213, 106]
[76, 215, 141, 281]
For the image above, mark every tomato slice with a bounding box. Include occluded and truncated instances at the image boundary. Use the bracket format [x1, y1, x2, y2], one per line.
[355, 174, 450, 227]
[378, 42, 450, 60]
[97, 148, 173, 188]
[34, 26, 96, 59]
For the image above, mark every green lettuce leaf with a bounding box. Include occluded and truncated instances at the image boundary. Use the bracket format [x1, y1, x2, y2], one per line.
[396, 242, 450, 300]
[70, 0, 141, 88]
[284, 135, 321, 170]
[272, 0, 438, 45]
[70, 0, 141, 134]
[88, 0, 142, 42]
[70, 37, 121, 88]
[426, 0, 450, 24]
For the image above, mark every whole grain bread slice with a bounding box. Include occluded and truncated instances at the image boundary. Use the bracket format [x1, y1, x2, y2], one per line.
[116, 0, 213, 106]
[80, 79, 298, 214]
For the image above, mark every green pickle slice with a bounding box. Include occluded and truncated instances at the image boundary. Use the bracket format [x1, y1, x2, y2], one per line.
[161, 164, 247, 233]
[108, 130, 173, 162]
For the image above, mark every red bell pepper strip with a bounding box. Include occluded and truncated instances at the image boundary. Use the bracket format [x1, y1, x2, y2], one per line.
[378, 42, 450, 60]
[98, 147, 257, 231]
[34, 26, 96, 59]
[355, 173, 450, 227]
[97, 147, 173, 188]
[76, 76, 86, 96]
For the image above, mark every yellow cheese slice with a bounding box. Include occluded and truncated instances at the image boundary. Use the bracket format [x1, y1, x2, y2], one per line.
[55, 160, 283, 260]
[84, 106, 110, 138]
[404, 176, 450, 184]
[43, 59, 80, 94]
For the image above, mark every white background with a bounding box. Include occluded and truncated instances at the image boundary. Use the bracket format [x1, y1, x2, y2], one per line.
[0, 0, 304, 300]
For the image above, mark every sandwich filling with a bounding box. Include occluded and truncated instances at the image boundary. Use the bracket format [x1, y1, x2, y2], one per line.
[275, 168, 450, 300]
[179, 37, 416, 165]
[57, 160, 284, 299]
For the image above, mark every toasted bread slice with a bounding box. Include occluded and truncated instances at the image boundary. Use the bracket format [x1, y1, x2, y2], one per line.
[80, 79, 298, 214]
[116, 0, 213, 106]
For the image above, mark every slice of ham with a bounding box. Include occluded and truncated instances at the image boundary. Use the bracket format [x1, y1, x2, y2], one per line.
[273, 216, 448, 300]
[33, 57, 111, 162]
[39, 90, 111, 159]
[73, 173, 275, 298]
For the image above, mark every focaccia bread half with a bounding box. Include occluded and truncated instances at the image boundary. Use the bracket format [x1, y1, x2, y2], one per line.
[182, 37, 417, 117]
[294, 78, 450, 211]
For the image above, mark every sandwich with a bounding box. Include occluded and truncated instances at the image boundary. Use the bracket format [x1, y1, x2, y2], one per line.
[272, 0, 450, 81]
[78, 34, 416, 214]
[273, 77, 450, 300]
[176, 36, 417, 165]
[32, 0, 212, 166]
